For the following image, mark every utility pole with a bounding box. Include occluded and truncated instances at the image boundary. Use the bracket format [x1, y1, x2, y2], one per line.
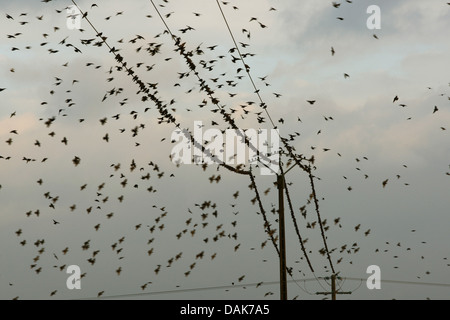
[277, 173, 287, 300]
[331, 274, 336, 301]
[315, 274, 352, 300]
[276, 160, 299, 301]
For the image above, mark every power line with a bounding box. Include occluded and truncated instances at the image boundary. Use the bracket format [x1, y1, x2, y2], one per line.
[69, 0, 281, 260]
[147, 0, 288, 262]
[70, 0, 255, 177]
[69, 0, 290, 300]
[249, 166, 280, 256]
[214, 0, 277, 129]
[77, 278, 319, 300]
[280, 164, 314, 273]
[214, 0, 336, 275]
[345, 277, 364, 294]
[29, 1, 450, 302]
[306, 167, 335, 274]
[345, 277, 450, 288]
[72, 0, 335, 300]
[77, 277, 450, 300]
[148, 0, 276, 173]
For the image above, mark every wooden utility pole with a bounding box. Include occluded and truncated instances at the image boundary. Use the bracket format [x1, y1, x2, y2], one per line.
[331, 274, 337, 300]
[275, 161, 301, 301]
[277, 173, 287, 300]
[315, 274, 352, 299]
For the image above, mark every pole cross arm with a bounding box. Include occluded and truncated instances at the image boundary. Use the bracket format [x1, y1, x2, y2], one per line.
[315, 291, 353, 295]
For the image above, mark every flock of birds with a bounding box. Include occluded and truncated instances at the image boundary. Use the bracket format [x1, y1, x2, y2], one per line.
[1, 0, 449, 300]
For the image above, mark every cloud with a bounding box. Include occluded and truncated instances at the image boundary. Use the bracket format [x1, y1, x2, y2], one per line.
[0, 0, 449, 300]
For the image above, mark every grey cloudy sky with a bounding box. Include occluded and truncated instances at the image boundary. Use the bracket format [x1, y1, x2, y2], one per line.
[0, 0, 449, 300]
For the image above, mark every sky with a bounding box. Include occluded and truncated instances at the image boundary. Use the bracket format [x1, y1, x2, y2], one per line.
[0, 0, 449, 300]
